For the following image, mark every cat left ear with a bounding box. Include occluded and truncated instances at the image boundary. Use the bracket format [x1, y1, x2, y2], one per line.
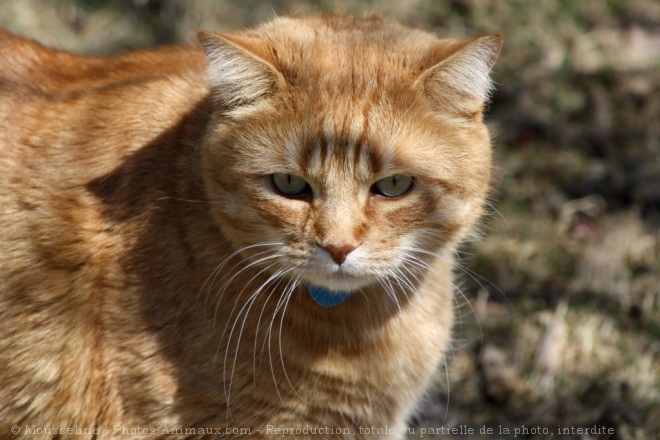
[416, 34, 503, 118]
[198, 31, 285, 110]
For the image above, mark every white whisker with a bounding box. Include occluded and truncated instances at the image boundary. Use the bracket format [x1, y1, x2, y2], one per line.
[195, 242, 283, 319]
[277, 278, 302, 400]
[222, 265, 292, 407]
[156, 196, 220, 204]
[266, 279, 297, 404]
[399, 244, 485, 351]
[252, 274, 293, 386]
[214, 252, 283, 332]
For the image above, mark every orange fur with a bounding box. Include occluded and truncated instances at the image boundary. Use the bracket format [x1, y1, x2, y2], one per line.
[0, 15, 501, 439]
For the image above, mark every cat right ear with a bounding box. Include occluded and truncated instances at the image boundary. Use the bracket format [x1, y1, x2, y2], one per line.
[197, 31, 285, 110]
[416, 34, 503, 118]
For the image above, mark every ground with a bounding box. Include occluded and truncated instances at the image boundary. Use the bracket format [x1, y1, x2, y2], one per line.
[1, 1, 658, 438]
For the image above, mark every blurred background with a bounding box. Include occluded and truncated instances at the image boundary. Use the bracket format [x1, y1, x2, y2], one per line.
[1, 1, 658, 438]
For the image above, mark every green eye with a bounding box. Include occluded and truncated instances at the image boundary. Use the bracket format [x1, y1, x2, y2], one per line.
[372, 175, 414, 198]
[271, 173, 311, 197]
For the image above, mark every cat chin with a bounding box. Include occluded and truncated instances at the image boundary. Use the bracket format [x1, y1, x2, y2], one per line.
[302, 272, 375, 293]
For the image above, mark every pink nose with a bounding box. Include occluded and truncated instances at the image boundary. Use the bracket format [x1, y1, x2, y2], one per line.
[322, 244, 356, 265]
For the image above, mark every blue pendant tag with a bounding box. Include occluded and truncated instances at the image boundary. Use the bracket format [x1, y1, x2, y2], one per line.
[308, 284, 349, 307]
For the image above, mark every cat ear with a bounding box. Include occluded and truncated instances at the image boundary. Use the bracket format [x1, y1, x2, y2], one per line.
[197, 31, 284, 109]
[417, 34, 503, 117]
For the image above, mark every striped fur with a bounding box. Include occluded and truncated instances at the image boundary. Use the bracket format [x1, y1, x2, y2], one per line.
[0, 14, 501, 439]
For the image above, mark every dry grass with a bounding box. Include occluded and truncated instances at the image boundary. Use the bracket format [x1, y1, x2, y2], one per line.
[1, 0, 658, 438]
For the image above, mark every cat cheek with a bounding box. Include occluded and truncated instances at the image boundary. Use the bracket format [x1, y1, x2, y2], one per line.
[256, 199, 312, 241]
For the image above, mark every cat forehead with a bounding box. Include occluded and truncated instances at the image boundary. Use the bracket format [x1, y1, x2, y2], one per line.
[255, 14, 437, 49]
[272, 108, 442, 181]
[236, 15, 448, 83]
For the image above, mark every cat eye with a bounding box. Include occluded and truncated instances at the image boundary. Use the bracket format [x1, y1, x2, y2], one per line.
[271, 173, 311, 198]
[372, 175, 414, 198]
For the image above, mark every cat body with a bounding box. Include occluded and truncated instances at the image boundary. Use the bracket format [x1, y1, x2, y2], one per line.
[0, 15, 501, 439]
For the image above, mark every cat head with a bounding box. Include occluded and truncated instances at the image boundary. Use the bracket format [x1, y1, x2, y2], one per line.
[198, 14, 502, 296]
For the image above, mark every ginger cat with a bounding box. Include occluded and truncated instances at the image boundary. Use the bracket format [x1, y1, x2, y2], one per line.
[0, 14, 501, 439]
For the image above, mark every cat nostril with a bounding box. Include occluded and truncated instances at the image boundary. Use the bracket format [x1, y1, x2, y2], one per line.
[322, 244, 356, 265]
